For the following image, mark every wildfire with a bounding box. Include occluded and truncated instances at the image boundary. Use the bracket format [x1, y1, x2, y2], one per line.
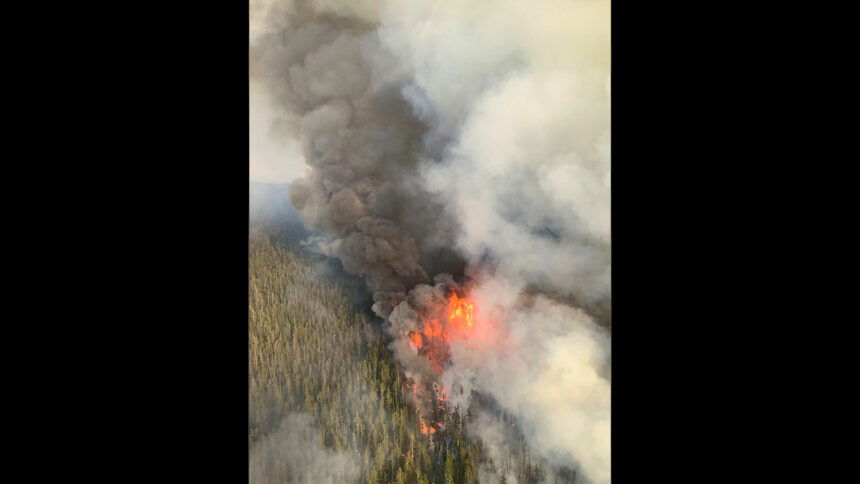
[420, 420, 438, 434]
[409, 331, 423, 350]
[408, 289, 495, 436]
[412, 291, 481, 350]
[447, 293, 474, 329]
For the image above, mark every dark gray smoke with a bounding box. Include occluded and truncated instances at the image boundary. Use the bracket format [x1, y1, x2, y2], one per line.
[250, 0, 463, 306]
[250, 0, 611, 482]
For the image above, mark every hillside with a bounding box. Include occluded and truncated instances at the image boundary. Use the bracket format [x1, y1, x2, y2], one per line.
[249, 228, 482, 483]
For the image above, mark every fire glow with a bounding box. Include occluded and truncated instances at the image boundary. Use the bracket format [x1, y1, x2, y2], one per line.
[407, 289, 495, 434]
[408, 292, 481, 350]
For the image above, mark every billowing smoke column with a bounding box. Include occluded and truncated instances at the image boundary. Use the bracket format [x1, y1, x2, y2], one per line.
[251, 0, 610, 482]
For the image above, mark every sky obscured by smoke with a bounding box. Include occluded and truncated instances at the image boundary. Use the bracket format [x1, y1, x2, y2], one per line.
[250, 80, 307, 183]
[250, 0, 610, 481]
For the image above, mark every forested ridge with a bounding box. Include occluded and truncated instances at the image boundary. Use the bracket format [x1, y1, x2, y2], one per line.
[249, 210, 574, 483]
[249, 228, 485, 484]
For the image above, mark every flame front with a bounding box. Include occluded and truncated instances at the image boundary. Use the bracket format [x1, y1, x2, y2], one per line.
[447, 293, 474, 330]
[407, 289, 493, 435]
[408, 331, 423, 350]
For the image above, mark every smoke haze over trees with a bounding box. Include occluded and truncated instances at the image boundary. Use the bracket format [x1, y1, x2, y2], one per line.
[250, 228, 569, 483]
[250, 1, 610, 482]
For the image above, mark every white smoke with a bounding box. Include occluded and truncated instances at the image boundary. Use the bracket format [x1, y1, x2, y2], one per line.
[453, 276, 610, 483]
[250, 80, 307, 183]
[250, 0, 611, 482]
[377, 0, 611, 311]
[376, 1, 611, 481]
[249, 413, 361, 483]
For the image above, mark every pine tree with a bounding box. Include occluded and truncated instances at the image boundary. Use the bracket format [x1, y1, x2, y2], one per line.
[445, 451, 456, 484]
[249, 227, 518, 483]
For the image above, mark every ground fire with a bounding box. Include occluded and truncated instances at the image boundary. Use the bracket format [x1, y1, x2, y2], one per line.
[405, 289, 493, 434]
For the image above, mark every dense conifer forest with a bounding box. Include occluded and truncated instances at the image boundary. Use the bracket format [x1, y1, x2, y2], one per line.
[249, 184, 575, 484]
[249, 228, 488, 483]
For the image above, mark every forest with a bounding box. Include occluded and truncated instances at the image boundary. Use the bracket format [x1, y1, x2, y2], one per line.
[249, 229, 485, 484]
[249, 184, 576, 483]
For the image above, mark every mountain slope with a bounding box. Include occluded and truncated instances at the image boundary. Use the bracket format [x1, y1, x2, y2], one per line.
[249, 229, 481, 483]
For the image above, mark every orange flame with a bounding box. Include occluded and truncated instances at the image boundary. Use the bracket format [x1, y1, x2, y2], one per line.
[407, 289, 497, 436]
[420, 420, 437, 434]
[447, 293, 475, 330]
[409, 331, 423, 350]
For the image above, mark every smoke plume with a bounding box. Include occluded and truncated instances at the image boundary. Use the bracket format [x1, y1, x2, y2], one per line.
[251, 0, 610, 482]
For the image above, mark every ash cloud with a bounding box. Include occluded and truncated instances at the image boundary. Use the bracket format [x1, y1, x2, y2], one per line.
[251, 0, 610, 482]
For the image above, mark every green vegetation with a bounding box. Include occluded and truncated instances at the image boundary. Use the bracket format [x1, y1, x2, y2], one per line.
[249, 229, 481, 483]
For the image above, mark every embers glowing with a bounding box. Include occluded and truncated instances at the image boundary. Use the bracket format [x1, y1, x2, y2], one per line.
[409, 331, 423, 350]
[420, 420, 438, 434]
[447, 293, 474, 329]
[410, 291, 479, 356]
[408, 290, 487, 436]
